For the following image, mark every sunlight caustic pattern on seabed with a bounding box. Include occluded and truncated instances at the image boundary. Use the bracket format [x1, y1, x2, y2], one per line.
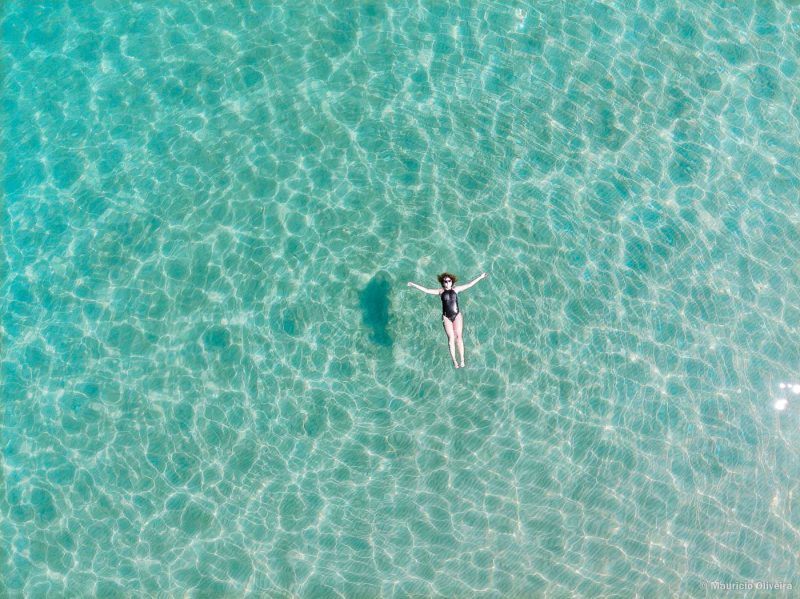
[2, 0, 800, 596]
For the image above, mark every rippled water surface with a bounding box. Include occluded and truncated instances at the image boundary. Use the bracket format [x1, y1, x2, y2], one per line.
[3, 1, 800, 596]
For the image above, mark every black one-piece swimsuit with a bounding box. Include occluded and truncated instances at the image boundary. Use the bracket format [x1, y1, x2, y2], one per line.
[441, 289, 460, 322]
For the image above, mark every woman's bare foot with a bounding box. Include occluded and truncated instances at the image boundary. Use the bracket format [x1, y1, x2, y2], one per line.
[460, 361, 465, 368]
[453, 361, 460, 369]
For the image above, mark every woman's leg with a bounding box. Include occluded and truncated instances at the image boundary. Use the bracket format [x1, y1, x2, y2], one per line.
[442, 316, 459, 368]
[454, 313, 465, 367]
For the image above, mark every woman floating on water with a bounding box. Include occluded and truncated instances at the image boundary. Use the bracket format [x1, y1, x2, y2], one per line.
[407, 272, 488, 368]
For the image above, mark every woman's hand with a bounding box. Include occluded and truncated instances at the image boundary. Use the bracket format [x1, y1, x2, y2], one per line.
[407, 282, 415, 288]
[480, 272, 488, 280]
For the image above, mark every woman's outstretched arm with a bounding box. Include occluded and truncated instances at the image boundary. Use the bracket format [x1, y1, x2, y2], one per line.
[407, 282, 441, 295]
[454, 272, 488, 292]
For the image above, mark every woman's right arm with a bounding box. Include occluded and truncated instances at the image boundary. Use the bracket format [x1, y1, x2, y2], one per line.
[407, 282, 440, 295]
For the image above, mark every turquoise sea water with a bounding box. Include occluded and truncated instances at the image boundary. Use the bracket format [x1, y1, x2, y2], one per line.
[3, 0, 800, 596]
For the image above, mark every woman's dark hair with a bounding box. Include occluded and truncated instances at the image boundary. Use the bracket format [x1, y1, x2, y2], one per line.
[437, 272, 458, 286]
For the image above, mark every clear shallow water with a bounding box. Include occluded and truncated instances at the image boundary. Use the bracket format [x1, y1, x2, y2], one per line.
[2, 0, 800, 596]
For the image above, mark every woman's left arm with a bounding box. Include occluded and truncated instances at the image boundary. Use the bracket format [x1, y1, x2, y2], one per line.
[454, 272, 488, 292]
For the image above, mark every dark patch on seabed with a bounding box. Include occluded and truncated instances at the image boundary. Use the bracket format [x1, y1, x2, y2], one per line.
[360, 272, 393, 347]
